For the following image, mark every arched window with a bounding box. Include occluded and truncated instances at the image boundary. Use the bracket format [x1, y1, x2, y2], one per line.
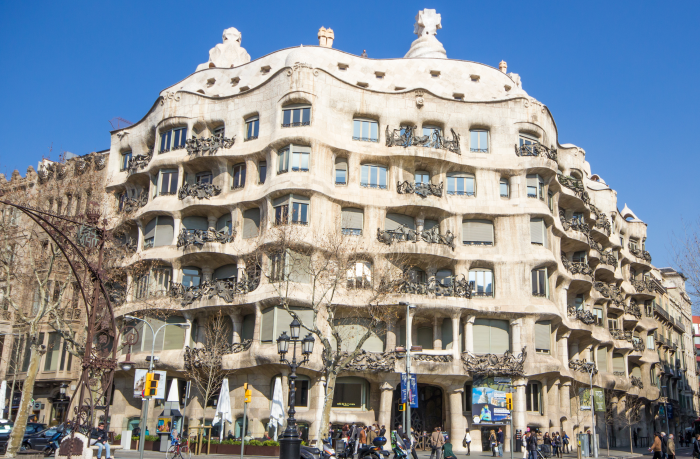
[414, 170, 430, 186]
[332, 377, 369, 409]
[245, 116, 259, 140]
[282, 104, 311, 128]
[243, 208, 261, 238]
[278, 145, 310, 173]
[120, 151, 132, 171]
[134, 264, 172, 299]
[612, 353, 625, 375]
[216, 214, 232, 236]
[346, 261, 372, 289]
[260, 306, 314, 342]
[499, 178, 509, 198]
[531, 267, 548, 297]
[232, 163, 246, 189]
[131, 316, 186, 352]
[159, 127, 187, 153]
[335, 157, 348, 185]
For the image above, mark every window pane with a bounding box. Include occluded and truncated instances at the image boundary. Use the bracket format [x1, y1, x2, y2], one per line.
[479, 131, 488, 150]
[361, 121, 369, 139]
[485, 271, 493, 293]
[370, 167, 377, 186]
[300, 203, 308, 223]
[354, 120, 361, 138]
[301, 153, 309, 170]
[336, 169, 346, 184]
[457, 177, 464, 194]
[447, 177, 455, 193]
[293, 109, 301, 124]
[259, 162, 267, 183]
[361, 165, 369, 185]
[378, 167, 386, 188]
[471, 131, 478, 148]
[302, 108, 310, 123]
[370, 122, 378, 141]
[253, 120, 259, 137]
[466, 177, 474, 194]
[283, 110, 291, 125]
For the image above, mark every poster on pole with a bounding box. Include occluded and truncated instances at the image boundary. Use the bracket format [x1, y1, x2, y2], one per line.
[471, 377, 511, 425]
[400, 373, 418, 408]
[133, 369, 167, 400]
[592, 389, 605, 412]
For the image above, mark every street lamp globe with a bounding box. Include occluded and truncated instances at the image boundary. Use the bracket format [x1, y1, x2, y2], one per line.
[277, 331, 290, 355]
[289, 318, 301, 340]
[301, 333, 315, 355]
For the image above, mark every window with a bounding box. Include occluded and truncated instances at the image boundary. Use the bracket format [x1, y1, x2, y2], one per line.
[159, 127, 187, 153]
[258, 161, 267, 184]
[462, 219, 494, 245]
[385, 213, 415, 233]
[647, 334, 655, 350]
[278, 145, 310, 173]
[530, 218, 547, 246]
[182, 216, 208, 234]
[216, 214, 232, 236]
[470, 130, 488, 153]
[519, 133, 539, 154]
[526, 174, 545, 200]
[44, 333, 61, 372]
[120, 151, 132, 171]
[157, 169, 178, 196]
[408, 268, 428, 284]
[612, 353, 625, 374]
[436, 269, 453, 288]
[608, 317, 618, 331]
[243, 208, 261, 239]
[135, 266, 172, 299]
[548, 192, 554, 211]
[593, 307, 603, 326]
[422, 125, 441, 144]
[596, 347, 608, 372]
[332, 377, 368, 409]
[131, 316, 186, 351]
[525, 382, 541, 413]
[212, 125, 225, 137]
[273, 195, 309, 226]
[282, 104, 311, 127]
[531, 267, 548, 297]
[572, 212, 584, 223]
[361, 164, 387, 189]
[182, 267, 202, 288]
[573, 251, 587, 263]
[213, 264, 238, 282]
[143, 216, 174, 248]
[446, 173, 475, 196]
[194, 172, 212, 185]
[347, 261, 372, 289]
[335, 158, 348, 185]
[341, 208, 363, 236]
[232, 164, 246, 189]
[469, 269, 494, 297]
[535, 321, 551, 354]
[260, 306, 314, 342]
[630, 238, 640, 252]
[473, 319, 509, 354]
[500, 178, 509, 198]
[414, 170, 429, 186]
[245, 116, 259, 140]
[353, 119, 378, 142]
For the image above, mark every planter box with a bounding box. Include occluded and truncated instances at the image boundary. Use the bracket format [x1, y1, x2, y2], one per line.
[233, 445, 281, 456]
[143, 440, 161, 451]
[131, 440, 137, 450]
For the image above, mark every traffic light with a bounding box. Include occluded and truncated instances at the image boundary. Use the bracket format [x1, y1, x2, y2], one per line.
[144, 372, 160, 397]
[244, 383, 252, 403]
[506, 393, 513, 411]
[398, 403, 406, 412]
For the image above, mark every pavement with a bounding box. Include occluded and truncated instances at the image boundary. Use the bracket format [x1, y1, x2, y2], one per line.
[112, 445, 697, 459]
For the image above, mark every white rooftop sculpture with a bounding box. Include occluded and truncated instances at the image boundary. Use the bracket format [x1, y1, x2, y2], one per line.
[196, 27, 251, 71]
[404, 9, 447, 59]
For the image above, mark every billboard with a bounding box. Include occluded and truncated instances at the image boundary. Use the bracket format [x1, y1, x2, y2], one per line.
[472, 377, 511, 425]
[579, 388, 605, 412]
[133, 369, 167, 399]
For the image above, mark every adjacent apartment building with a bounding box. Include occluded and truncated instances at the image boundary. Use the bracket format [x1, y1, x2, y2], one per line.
[1, 8, 697, 449]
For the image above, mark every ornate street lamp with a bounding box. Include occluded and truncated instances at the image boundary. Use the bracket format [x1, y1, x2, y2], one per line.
[277, 318, 315, 459]
[570, 360, 599, 458]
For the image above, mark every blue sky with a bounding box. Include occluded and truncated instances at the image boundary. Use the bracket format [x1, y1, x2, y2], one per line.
[0, 1, 699, 267]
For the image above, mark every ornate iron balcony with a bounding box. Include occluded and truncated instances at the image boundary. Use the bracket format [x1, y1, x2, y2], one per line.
[461, 347, 526, 377]
[118, 192, 148, 214]
[567, 305, 597, 325]
[178, 182, 222, 200]
[589, 204, 611, 236]
[186, 134, 235, 156]
[342, 228, 362, 236]
[361, 183, 387, 189]
[632, 340, 646, 352]
[352, 136, 379, 142]
[170, 274, 260, 306]
[396, 181, 443, 198]
[395, 274, 473, 298]
[127, 150, 153, 175]
[282, 121, 310, 128]
[557, 173, 591, 205]
[385, 125, 461, 154]
[560, 210, 590, 233]
[470, 148, 488, 153]
[632, 279, 655, 294]
[625, 300, 642, 319]
[613, 371, 625, 377]
[515, 143, 558, 162]
[176, 228, 235, 248]
[610, 328, 632, 341]
[594, 281, 624, 303]
[598, 250, 618, 268]
[569, 359, 598, 375]
[184, 339, 253, 368]
[377, 225, 455, 250]
[628, 243, 653, 263]
[561, 253, 593, 277]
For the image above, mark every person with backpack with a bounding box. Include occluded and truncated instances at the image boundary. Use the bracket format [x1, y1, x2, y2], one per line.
[463, 429, 471, 456]
[527, 430, 538, 459]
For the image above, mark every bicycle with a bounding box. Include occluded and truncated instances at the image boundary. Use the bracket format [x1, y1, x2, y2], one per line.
[166, 437, 191, 459]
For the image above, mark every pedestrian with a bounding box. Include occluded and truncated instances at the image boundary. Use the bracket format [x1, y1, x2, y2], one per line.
[369, 426, 377, 445]
[633, 429, 638, 448]
[562, 431, 569, 454]
[359, 426, 367, 445]
[552, 432, 561, 458]
[397, 424, 405, 440]
[489, 429, 497, 457]
[693, 435, 700, 459]
[527, 430, 538, 459]
[497, 427, 504, 457]
[463, 429, 471, 456]
[668, 434, 675, 459]
[342, 424, 349, 438]
[379, 425, 386, 437]
[543, 432, 551, 457]
[430, 427, 445, 459]
[522, 432, 529, 459]
[409, 427, 419, 459]
[650, 432, 663, 459]
[661, 432, 668, 459]
[442, 438, 457, 459]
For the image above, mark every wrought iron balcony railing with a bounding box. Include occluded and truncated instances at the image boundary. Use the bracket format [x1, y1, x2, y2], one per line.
[176, 228, 235, 248]
[377, 225, 456, 250]
[598, 250, 618, 268]
[126, 150, 153, 175]
[628, 243, 652, 263]
[609, 328, 632, 341]
[342, 228, 362, 236]
[385, 125, 461, 154]
[613, 371, 626, 377]
[561, 253, 593, 277]
[186, 134, 235, 156]
[395, 275, 474, 299]
[594, 281, 624, 304]
[559, 211, 590, 234]
[632, 340, 646, 352]
[169, 274, 260, 306]
[461, 347, 526, 377]
[654, 303, 670, 321]
[625, 300, 642, 319]
[557, 173, 591, 205]
[632, 279, 655, 294]
[178, 183, 222, 200]
[589, 204, 612, 236]
[515, 142, 558, 162]
[396, 181, 443, 198]
[352, 136, 379, 142]
[118, 192, 148, 214]
[282, 121, 310, 128]
[567, 305, 597, 325]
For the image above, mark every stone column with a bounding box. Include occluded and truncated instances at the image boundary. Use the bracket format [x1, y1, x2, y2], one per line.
[510, 318, 522, 353]
[541, 376, 548, 419]
[570, 341, 579, 361]
[230, 313, 242, 344]
[386, 319, 397, 352]
[433, 316, 442, 350]
[177, 164, 185, 190]
[560, 382, 572, 434]
[464, 316, 475, 353]
[202, 266, 213, 283]
[136, 220, 144, 253]
[311, 376, 326, 442]
[378, 381, 394, 429]
[252, 302, 262, 342]
[183, 313, 193, 348]
[448, 385, 466, 452]
[451, 312, 461, 361]
[126, 273, 134, 302]
[559, 332, 570, 364]
[172, 217, 181, 246]
[207, 215, 217, 231]
[550, 379, 560, 431]
[623, 351, 629, 377]
[513, 378, 527, 436]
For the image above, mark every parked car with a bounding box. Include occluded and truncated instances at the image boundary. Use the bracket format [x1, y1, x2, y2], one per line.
[0, 423, 47, 454]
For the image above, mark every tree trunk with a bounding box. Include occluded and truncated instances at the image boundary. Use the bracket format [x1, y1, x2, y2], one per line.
[7, 343, 40, 457]
[605, 422, 609, 456]
[629, 425, 633, 454]
[316, 371, 338, 443]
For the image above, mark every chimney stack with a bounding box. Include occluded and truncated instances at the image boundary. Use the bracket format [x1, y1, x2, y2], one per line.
[499, 60, 507, 73]
[318, 27, 334, 48]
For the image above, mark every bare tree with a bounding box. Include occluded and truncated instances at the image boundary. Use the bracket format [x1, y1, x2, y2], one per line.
[615, 394, 644, 454]
[673, 218, 700, 310]
[183, 311, 235, 432]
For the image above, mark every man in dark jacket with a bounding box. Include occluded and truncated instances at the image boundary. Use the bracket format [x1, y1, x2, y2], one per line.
[93, 422, 111, 459]
[527, 431, 538, 459]
[379, 426, 386, 437]
[497, 428, 504, 457]
[661, 432, 668, 459]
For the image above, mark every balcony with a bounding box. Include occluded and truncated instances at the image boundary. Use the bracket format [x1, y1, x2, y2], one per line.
[514, 142, 558, 162]
[178, 182, 222, 200]
[176, 228, 235, 249]
[126, 150, 153, 175]
[559, 211, 590, 234]
[386, 125, 461, 154]
[185, 134, 235, 156]
[462, 348, 526, 377]
[609, 328, 633, 342]
[377, 226, 455, 250]
[598, 250, 618, 268]
[628, 243, 652, 263]
[396, 181, 443, 198]
[624, 301, 642, 319]
[594, 281, 624, 304]
[567, 305, 597, 325]
[557, 173, 590, 205]
[118, 191, 148, 214]
[654, 303, 670, 321]
[169, 274, 260, 306]
[393, 275, 474, 299]
[632, 278, 656, 294]
[631, 376, 644, 389]
[589, 204, 612, 236]
[561, 253, 593, 277]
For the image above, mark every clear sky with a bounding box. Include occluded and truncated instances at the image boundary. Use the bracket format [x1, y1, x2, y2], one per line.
[0, 1, 698, 268]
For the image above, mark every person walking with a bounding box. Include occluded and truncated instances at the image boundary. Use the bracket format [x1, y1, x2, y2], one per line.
[633, 429, 638, 448]
[463, 429, 471, 456]
[668, 434, 675, 459]
[553, 432, 561, 458]
[562, 432, 569, 454]
[650, 433, 663, 459]
[409, 427, 419, 459]
[497, 428, 505, 457]
[379, 425, 386, 437]
[527, 430, 538, 459]
[522, 432, 529, 459]
[543, 433, 551, 457]
[430, 427, 445, 459]
[661, 432, 668, 459]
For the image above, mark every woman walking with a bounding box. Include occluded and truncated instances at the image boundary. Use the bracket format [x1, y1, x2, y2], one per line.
[562, 432, 570, 454]
[650, 432, 663, 459]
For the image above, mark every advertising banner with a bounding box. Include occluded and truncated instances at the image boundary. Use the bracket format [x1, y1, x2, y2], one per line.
[471, 377, 511, 425]
[400, 373, 418, 408]
[667, 403, 673, 419]
[133, 369, 167, 399]
[593, 389, 605, 412]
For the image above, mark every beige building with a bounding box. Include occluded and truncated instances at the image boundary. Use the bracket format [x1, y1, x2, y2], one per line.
[2, 8, 696, 450]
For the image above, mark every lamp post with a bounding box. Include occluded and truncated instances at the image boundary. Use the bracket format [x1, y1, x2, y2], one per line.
[123, 316, 190, 459]
[277, 318, 315, 459]
[399, 302, 416, 433]
[572, 361, 598, 458]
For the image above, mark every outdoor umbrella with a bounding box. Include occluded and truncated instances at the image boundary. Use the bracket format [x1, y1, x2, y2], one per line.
[268, 376, 285, 441]
[213, 378, 233, 441]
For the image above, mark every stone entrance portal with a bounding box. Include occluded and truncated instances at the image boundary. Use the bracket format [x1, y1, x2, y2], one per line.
[392, 384, 444, 435]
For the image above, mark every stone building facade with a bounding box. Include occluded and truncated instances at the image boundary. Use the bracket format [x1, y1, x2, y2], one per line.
[2, 8, 697, 449]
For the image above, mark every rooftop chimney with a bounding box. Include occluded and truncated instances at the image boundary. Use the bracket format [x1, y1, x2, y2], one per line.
[318, 27, 334, 48]
[499, 60, 507, 73]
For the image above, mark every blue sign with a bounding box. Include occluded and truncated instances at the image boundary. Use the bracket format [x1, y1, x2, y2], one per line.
[400, 373, 418, 408]
[667, 403, 673, 419]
